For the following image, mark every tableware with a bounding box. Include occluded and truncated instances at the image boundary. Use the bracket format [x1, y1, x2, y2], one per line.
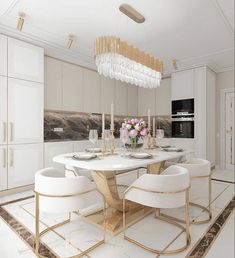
[120, 128, 129, 155]
[163, 147, 183, 152]
[89, 129, 98, 154]
[129, 152, 152, 159]
[86, 147, 102, 153]
[73, 153, 97, 160]
[156, 129, 164, 149]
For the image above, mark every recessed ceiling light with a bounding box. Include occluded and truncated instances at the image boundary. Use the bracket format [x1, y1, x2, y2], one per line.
[119, 4, 145, 23]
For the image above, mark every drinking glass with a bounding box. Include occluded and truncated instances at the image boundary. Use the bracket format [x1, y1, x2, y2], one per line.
[105, 129, 110, 150]
[120, 128, 129, 156]
[156, 129, 164, 149]
[89, 129, 98, 154]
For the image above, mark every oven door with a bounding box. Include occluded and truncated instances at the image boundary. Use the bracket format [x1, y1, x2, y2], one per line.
[172, 120, 194, 138]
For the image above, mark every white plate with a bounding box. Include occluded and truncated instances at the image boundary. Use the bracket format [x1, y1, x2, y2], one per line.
[86, 148, 102, 153]
[163, 147, 183, 152]
[130, 152, 152, 159]
[73, 153, 97, 160]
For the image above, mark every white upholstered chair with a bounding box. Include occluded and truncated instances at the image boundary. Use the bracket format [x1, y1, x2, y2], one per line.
[123, 165, 191, 255]
[173, 158, 212, 224]
[34, 167, 106, 257]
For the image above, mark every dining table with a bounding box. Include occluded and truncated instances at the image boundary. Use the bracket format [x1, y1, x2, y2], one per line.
[53, 148, 192, 234]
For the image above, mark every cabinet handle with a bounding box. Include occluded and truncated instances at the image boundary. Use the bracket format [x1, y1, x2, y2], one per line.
[3, 148, 6, 168]
[3, 122, 7, 143]
[9, 148, 14, 167]
[10, 122, 14, 142]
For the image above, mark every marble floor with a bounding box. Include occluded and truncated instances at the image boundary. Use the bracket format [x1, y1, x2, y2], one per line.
[0, 173, 234, 258]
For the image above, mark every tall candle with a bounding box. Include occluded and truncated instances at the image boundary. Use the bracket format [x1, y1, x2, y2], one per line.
[111, 103, 114, 130]
[148, 109, 151, 131]
[102, 113, 105, 133]
[153, 117, 155, 137]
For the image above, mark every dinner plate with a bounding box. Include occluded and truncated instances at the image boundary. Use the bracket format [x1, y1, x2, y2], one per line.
[73, 153, 97, 160]
[129, 152, 152, 159]
[163, 147, 183, 152]
[85, 148, 102, 153]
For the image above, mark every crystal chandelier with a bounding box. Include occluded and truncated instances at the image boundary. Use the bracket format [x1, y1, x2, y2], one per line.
[94, 36, 163, 88]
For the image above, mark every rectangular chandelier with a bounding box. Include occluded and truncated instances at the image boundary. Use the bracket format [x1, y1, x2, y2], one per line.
[94, 36, 163, 88]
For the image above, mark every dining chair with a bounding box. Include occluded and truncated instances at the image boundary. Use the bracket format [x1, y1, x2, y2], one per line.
[34, 167, 106, 258]
[166, 158, 212, 224]
[123, 165, 191, 255]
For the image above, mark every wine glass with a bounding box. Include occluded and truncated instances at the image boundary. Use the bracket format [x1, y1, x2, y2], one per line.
[89, 129, 98, 154]
[156, 129, 164, 149]
[120, 128, 129, 156]
[105, 129, 110, 150]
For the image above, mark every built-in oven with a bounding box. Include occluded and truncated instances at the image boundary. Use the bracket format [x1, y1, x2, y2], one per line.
[172, 98, 194, 115]
[172, 116, 194, 138]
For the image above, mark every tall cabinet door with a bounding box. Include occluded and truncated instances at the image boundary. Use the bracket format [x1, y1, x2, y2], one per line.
[0, 35, 7, 76]
[0, 76, 7, 145]
[8, 37, 44, 83]
[8, 143, 43, 188]
[8, 78, 44, 144]
[0, 145, 7, 191]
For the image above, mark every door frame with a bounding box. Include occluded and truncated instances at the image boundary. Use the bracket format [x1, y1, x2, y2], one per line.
[220, 88, 234, 169]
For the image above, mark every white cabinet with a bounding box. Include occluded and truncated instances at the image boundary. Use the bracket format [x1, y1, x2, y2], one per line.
[127, 84, 138, 116]
[0, 145, 7, 191]
[0, 35, 7, 76]
[44, 141, 74, 171]
[100, 76, 115, 113]
[138, 88, 156, 116]
[62, 62, 83, 112]
[7, 143, 43, 188]
[115, 81, 127, 115]
[8, 78, 44, 144]
[171, 70, 194, 100]
[83, 69, 101, 113]
[156, 78, 171, 115]
[44, 57, 63, 110]
[8, 38, 44, 83]
[0, 76, 7, 145]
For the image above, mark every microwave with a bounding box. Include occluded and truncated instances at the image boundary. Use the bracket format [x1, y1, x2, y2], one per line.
[172, 99, 194, 115]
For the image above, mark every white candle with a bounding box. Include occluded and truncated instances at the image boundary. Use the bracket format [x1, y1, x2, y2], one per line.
[102, 113, 105, 133]
[111, 103, 114, 130]
[148, 109, 151, 130]
[153, 117, 155, 137]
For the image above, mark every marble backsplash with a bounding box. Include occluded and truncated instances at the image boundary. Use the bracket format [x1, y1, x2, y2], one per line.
[44, 111, 171, 142]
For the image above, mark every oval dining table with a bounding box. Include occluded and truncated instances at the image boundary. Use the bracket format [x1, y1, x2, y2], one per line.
[53, 149, 191, 234]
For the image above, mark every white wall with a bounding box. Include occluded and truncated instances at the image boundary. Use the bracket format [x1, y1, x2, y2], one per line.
[215, 70, 235, 167]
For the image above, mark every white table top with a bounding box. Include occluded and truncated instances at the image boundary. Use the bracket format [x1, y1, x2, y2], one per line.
[53, 149, 191, 172]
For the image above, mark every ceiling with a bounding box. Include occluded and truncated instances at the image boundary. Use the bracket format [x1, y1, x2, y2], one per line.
[0, 0, 234, 75]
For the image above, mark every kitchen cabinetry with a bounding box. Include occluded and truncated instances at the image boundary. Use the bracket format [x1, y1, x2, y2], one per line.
[44, 57, 63, 110]
[100, 76, 115, 113]
[138, 88, 156, 116]
[171, 70, 194, 100]
[115, 81, 127, 115]
[8, 78, 43, 144]
[128, 84, 138, 116]
[7, 143, 43, 188]
[0, 145, 7, 191]
[0, 35, 44, 192]
[62, 62, 83, 112]
[0, 34, 7, 76]
[0, 76, 7, 145]
[156, 78, 171, 115]
[83, 69, 101, 113]
[8, 37, 44, 83]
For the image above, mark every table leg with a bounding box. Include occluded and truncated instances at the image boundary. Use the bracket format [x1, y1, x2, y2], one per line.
[147, 161, 165, 174]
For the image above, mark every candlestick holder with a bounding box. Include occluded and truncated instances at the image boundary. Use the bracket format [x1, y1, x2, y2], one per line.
[110, 127, 115, 155]
[147, 133, 152, 149]
[101, 132, 106, 157]
[150, 136, 156, 149]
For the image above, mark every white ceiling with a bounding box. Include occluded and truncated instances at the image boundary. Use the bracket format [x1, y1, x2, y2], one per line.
[0, 0, 234, 74]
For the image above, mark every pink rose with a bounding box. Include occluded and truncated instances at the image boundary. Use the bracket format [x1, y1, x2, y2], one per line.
[134, 118, 139, 123]
[140, 128, 147, 136]
[131, 119, 135, 125]
[129, 129, 138, 138]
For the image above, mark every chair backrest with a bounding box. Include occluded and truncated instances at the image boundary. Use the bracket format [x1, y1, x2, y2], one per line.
[176, 158, 211, 177]
[35, 167, 99, 213]
[125, 165, 190, 209]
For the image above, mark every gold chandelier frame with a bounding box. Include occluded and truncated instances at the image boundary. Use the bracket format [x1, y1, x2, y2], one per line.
[94, 36, 163, 74]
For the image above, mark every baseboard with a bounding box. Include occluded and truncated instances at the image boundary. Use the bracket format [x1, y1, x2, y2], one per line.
[0, 184, 34, 197]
